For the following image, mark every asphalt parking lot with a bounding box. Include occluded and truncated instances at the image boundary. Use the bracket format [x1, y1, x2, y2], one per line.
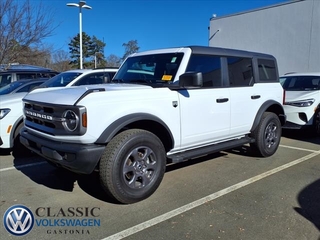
[0, 129, 319, 240]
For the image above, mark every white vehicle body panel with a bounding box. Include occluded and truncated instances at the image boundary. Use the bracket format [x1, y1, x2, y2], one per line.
[0, 93, 26, 148]
[284, 90, 319, 126]
[281, 72, 320, 127]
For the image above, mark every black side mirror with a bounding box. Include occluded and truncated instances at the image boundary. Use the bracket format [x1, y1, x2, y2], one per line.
[179, 72, 203, 88]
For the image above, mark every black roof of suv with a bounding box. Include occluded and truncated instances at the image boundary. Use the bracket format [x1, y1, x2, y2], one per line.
[0, 64, 59, 88]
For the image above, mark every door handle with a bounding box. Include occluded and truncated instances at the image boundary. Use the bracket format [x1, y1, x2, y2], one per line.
[216, 98, 229, 103]
[251, 95, 261, 99]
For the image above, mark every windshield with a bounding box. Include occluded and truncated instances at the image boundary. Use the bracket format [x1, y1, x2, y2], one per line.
[113, 53, 183, 85]
[281, 76, 320, 91]
[0, 81, 25, 95]
[39, 72, 83, 88]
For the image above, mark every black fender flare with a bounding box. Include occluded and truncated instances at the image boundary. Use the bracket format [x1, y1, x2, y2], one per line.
[10, 116, 24, 147]
[95, 113, 175, 147]
[250, 100, 285, 133]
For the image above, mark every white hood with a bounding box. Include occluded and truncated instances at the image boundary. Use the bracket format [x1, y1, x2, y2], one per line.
[23, 84, 152, 105]
[0, 92, 28, 105]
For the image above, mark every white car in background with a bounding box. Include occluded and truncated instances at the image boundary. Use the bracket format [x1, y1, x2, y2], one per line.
[0, 68, 118, 154]
[37, 68, 118, 88]
[280, 72, 320, 135]
[0, 79, 48, 154]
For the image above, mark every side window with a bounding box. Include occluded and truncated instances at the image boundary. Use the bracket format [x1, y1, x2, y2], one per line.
[74, 73, 105, 86]
[37, 73, 52, 78]
[186, 55, 222, 87]
[17, 73, 37, 80]
[0, 73, 12, 87]
[104, 72, 116, 83]
[109, 71, 116, 80]
[16, 82, 42, 93]
[257, 59, 277, 81]
[227, 57, 253, 87]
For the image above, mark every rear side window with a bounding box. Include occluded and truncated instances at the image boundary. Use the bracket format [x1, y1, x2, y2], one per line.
[186, 55, 222, 87]
[73, 73, 105, 86]
[227, 57, 253, 87]
[16, 82, 44, 93]
[0, 73, 12, 87]
[17, 73, 37, 80]
[258, 59, 277, 81]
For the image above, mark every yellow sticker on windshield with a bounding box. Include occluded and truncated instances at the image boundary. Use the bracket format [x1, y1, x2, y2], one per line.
[162, 75, 172, 81]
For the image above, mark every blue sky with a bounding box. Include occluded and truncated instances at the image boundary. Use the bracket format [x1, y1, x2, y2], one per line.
[32, 0, 289, 58]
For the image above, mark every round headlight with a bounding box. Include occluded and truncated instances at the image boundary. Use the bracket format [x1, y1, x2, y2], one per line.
[62, 110, 79, 132]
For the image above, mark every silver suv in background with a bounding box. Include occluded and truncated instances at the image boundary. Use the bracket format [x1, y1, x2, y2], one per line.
[281, 72, 320, 135]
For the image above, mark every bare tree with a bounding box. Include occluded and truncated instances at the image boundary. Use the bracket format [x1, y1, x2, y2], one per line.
[0, 0, 57, 65]
[51, 50, 71, 72]
[122, 40, 140, 61]
[106, 54, 121, 67]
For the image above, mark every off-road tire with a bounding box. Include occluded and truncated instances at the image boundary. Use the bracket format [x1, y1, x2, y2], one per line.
[250, 112, 281, 157]
[99, 129, 166, 204]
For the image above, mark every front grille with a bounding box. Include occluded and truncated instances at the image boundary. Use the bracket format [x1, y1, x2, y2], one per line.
[23, 100, 86, 136]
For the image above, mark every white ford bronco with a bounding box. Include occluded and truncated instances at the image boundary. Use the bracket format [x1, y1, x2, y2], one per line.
[20, 46, 286, 204]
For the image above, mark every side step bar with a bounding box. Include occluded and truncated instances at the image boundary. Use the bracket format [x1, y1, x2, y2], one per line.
[168, 136, 254, 164]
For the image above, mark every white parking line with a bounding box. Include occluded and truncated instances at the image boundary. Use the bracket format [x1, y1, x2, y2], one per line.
[279, 144, 319, 153]
[0, 161, 46, 172]
[102, 150, 320, 240]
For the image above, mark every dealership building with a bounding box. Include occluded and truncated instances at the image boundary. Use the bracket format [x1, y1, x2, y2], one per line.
[208, 0, 319, 76]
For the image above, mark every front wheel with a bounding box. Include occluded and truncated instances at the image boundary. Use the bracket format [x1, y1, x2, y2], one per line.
[313, 110, 320, 137]
[99, 129, 166, 204]
[250, 112, 282, 157]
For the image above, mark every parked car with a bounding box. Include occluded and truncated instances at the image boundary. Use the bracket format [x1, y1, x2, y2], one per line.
[20, 46, 285, 203]
[281, 72, 320, 135]
[0, 79, 48, 153]
[0, 63, 58, 88]
[0, 68, 118, 152]
[37, 68, 118, 88]
[0, 79, 48, 95]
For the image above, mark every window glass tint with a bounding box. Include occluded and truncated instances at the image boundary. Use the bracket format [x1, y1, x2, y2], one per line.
[186, 55, 221, 87]
[40, 72, 83, 87]
[281, 76, 320, 91]
[17, 73, 37, 80]
[0, 73, 12, 87]
[38, 72, 55, 78]
[258, 59, 277, 81]
[73, 73, 105, 86]
[227, 57, 253, 87]
[109, 72, 116, 80]
[16, 82, 44, 93]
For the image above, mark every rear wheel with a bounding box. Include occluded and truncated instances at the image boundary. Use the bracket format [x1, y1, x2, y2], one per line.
[250, 112, 282, 157]
[99, 129, 166, 204]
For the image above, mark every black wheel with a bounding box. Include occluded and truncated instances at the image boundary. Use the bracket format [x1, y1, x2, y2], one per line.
[99, 129, 166, 204]
[250, 112, 282, 157]
[313, 110, 320, 137]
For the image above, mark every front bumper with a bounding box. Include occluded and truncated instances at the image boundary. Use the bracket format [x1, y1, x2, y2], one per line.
[282, 121, 312, 130]
[20, 127, 105, 174]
